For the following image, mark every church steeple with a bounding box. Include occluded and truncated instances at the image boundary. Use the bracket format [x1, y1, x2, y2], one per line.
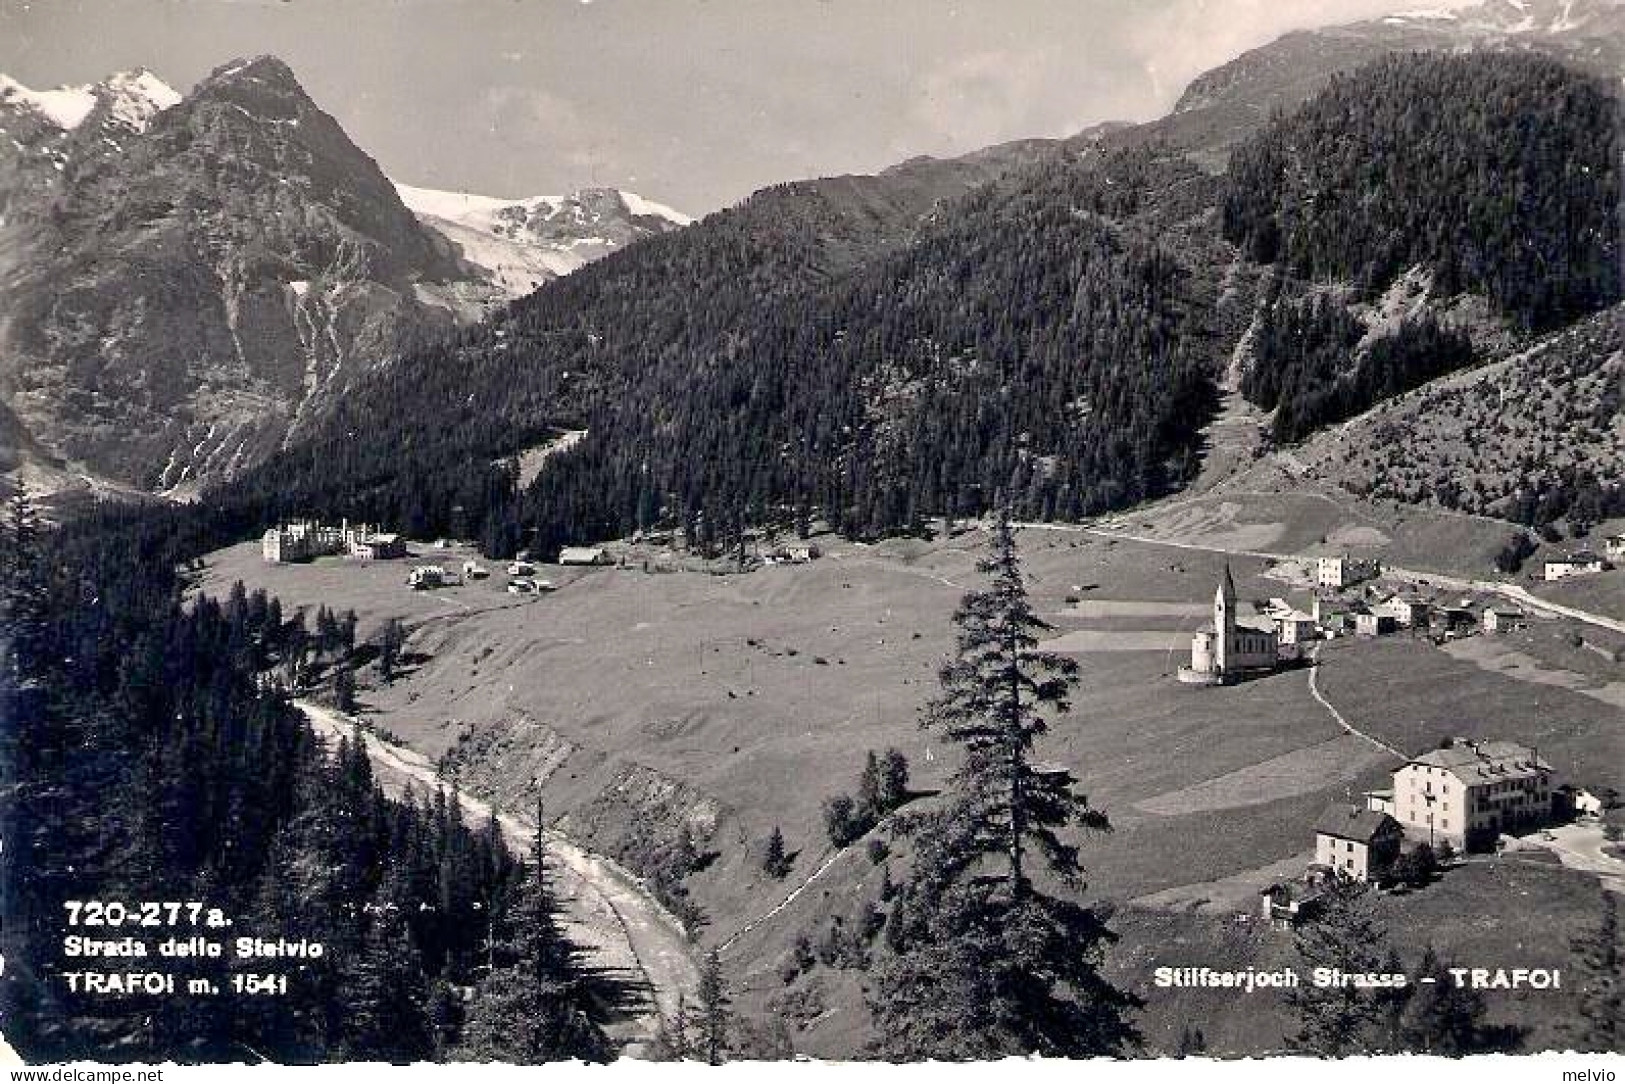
[1215, 564, 1236, 628]
[1214, 564, 1237, 673]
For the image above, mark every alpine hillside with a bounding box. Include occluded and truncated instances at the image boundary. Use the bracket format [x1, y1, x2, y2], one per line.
[0, 57, 688, 502]
[206, 29, 1619, 558]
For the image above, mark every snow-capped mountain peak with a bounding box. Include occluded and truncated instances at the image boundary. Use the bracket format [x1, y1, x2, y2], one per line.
[0, 68, 180, 133]
[395, 181, 690, 299]
[0, 74, 97, 129]
[1384, 0, 1618, 34]
[102, 69, 182, 132]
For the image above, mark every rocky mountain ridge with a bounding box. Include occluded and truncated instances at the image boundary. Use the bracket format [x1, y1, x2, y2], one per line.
[0, 57, 689, 499]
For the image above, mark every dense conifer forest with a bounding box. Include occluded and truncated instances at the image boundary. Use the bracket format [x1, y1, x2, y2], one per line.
[1222, 53, 1620, 333]
[0, 497, 627, 1062]
[1241, 299, 1477, 444]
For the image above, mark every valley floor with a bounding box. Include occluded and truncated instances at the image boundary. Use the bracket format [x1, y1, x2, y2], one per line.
[192, 488, 1623, 1057]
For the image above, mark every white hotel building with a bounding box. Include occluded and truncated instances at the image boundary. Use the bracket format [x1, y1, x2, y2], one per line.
[1368, 739, 1553, 851]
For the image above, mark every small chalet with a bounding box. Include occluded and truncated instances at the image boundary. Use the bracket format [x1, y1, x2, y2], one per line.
[1432, 607, 1476, 635]
[1314, 805, 1403, 882]
[1355, 612, 1397, 637]
[558, 546, 613, 566]
[1482, 606, 1526, 633]
[1260, 867, 1335, 929]
[1373, 594, 1429, 628]
[408, 565, 447, 590]
[1545, 552, 1608, 581]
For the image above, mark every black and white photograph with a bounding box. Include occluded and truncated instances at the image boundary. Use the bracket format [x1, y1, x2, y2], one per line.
[0, 0, 1620, 1075]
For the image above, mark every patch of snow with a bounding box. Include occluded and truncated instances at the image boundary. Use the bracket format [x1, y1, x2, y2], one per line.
[512, 429, 588, 489]
[1550, 0, 1586, 31]
[1390, 8, 1461, 19]
[0, 74, 96, 129]
[618, 189, 692, 226]
[397, 179, 689, 300]
[288, 280, 310, 298]
[394, 182, 526, 226]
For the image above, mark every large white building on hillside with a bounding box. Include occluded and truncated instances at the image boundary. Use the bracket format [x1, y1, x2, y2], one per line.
[1181, 567, 1279, 684]
[262, 519, 404, 563]
[1367, 738, 1554, 851]
[1317, 555, 1381, 590]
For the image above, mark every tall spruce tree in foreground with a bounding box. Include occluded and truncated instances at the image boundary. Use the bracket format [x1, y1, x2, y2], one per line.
[694, 949, 733, 1065]
[1287, 881, 1403, 1055]
[456, 802, 619, 1063]
[867, 506, 1139, 1059]
[1399, 945, 1491, 1055]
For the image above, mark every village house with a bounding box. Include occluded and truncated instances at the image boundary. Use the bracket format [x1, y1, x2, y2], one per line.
[351, 532, 404, 560]
[1482, 606, 1526, 633]
[1317, 554, 1382, 590]
[1556, 785, 1606, 821]
[1311, 594, 1350, 623]
[1373, 593, 1430, 628]
[1431, 606, 1477, 636]
[1605, 535, 1625, 561]
[408, 565, 448, 590]
[1544, 552, 1609, 581]
[1259, 867, 1336, 929]
[1355, 612, 1398, 637]
[1573, 788, 1605, 820]
[1314, 805, 1404, 882]
[1180, 567, 1281, 684]
[558, 546, 614, 566]
[1271, 607, 1320, 646]
[1370, 738, 1554, 851]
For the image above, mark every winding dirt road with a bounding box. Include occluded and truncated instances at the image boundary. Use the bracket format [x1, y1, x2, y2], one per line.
[295, 699, 699, 1054]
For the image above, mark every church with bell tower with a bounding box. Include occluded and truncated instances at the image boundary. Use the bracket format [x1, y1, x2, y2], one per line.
[1181, 565, 1279, 684]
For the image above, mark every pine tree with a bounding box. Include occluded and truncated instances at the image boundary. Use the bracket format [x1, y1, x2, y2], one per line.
[648, 994, 693, 1061]
[379, 618, 407, 681]
[342, 872, 433, 1062]
[695, 949, 732, 1065]
[334, 666, 358, 713]
[1287, 881, 1399, 1055]
[1563, 892, 1622, 1052]
[763, 826, 791, 879]
[867, 506, 1138, 1059]
[1400, 945, 1490, 1055]
[880, 748, 910, 810]
[0, 490, 49, 680]
[455, 801, 617, 1063]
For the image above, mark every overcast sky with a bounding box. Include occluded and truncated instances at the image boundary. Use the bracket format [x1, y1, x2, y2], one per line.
[0, 0, 1469, 214]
